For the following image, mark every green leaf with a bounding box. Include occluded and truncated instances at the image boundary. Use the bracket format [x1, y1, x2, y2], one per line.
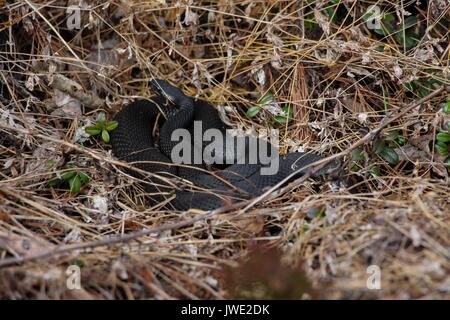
[105, 120, 118, 131]
[71, 259, 85, 268]
[374, 13, 395, 36]
[46, 159, 57, 169]
[69, 176, 81, 193]
[304, 21, 317, 29]
[436, 132, 450, 143]
[282, 105, 294, 119]
[373, 27, 385, 36]
[373, 139, 386, 155]
[427, 77, 442, 88]
[394, 29, 417, 49]
[351, 149, 365, 161]
[101, 129, 110, 143]
[273, 115, 288, 124]
[48, 177, 60, 187]
[85, 126, 102, 136]
[383, 13, 395, 23]
[325, 0, 341, 22]
[386, 131, 406, 145]
[436, 142, 449, 156]
[95, 121, 105, 129]
[61, 171, 76, 181]
[380, 147, 399, 165]
[97, 112, 106, 123]
[246, 106, 261, 118]
[385, 130, 400, 141]
[405, 32, 417, 49]
[396, 135, 407, 146]
[418, 86, 430, 98]
[325, 6, 336, 21]
[272, 105, 293, 125]
[78, 172, 90, 184]
[403, 15, 418, 29]
[370, 166, 380, 177]
[257, 92, 274, 106]
[404, 81, 417, 92]
[444, 101, 450, 114]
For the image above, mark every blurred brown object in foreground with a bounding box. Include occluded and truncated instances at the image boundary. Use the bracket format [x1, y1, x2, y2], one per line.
[223, 246, 319, 300]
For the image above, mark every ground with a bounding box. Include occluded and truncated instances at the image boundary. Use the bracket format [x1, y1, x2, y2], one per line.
[0, 0, 449, 299]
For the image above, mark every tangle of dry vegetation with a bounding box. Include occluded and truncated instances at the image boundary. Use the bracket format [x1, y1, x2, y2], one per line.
[0, 0, 449, 299]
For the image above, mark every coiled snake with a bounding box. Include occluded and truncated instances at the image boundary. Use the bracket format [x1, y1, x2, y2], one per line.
[110, 79, 330, 211]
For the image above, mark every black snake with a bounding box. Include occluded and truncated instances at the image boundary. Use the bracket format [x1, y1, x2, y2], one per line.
[110, 79, 331, 211]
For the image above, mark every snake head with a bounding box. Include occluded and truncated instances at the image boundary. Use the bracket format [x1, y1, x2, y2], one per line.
[150, 79, 186, 105]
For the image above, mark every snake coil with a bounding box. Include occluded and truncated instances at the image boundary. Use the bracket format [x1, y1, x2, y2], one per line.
[110, 79, 331, 211]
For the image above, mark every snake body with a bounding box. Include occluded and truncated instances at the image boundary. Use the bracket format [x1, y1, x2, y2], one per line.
[110, 80, 328, 211]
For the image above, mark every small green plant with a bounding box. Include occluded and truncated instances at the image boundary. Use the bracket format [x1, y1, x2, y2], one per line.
[324, 0, 342, 23]
[370, 165, 381, 177]
[351, 147, 387, 175]
[436, 132, 450, 143]
[246, 106, 261, 118]
[373, 139, 399, 165]
[45, 159, 58, 169]
[350, 148, 365, 172]
[351, 149, 365, 162]
[273, 104, 293, 125]
[385, 130, 407, 146]
[246, 92, 274, 118]
[436, 142, 449, 156]
[371, 130, 409, 165]
[404, 78, 443, 98]
[85, 113, 118, 143]
[71, 259, 86, 268]
[436, 131, 450, 157]
[304, 11, 320, 30]
[49, 170, 90, 193]
[370, 12, 419, 50]
[246, 93, 293, 125]
[444, 100, 450, 114]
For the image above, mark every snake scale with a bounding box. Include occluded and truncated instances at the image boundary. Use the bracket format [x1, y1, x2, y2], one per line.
[110, 79, 330, 211]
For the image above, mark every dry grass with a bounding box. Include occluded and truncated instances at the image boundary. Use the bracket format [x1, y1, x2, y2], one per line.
[0, 0, 449, 299]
